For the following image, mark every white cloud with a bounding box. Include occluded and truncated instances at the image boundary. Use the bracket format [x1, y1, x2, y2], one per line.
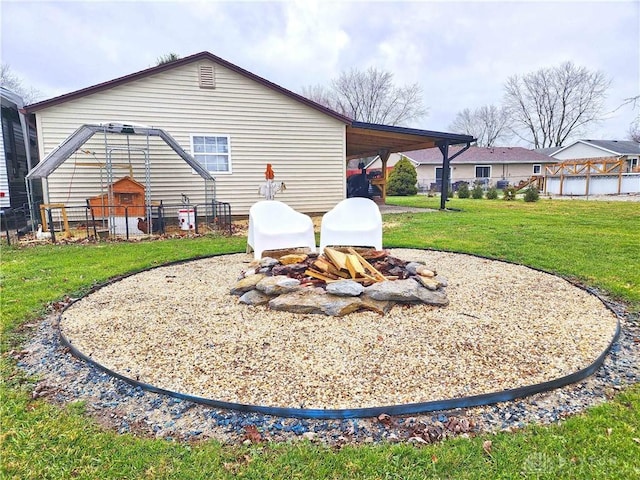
[252, 0, 351, 88]
[2, 0, 637, 139]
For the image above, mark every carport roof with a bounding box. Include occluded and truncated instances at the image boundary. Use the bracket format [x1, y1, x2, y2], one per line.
[346, 121, 474, 159]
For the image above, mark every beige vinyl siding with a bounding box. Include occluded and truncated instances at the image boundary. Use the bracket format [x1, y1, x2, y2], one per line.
[552, 143, 610, 160]
[416, 163, 549, 187]
[35, 61, 346, 215]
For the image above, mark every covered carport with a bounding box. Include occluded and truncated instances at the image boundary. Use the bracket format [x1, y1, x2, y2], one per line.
[345, 121, 475, 209]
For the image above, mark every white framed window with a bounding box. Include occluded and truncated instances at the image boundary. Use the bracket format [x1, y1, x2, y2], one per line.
[533, 164, 542, 175]
[190, 135, 231, 173]
[627, 157, 638, 172]
[475, 165, 491, 178]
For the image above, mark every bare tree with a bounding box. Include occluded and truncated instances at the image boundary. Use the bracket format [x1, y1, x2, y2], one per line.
[1, 64, 42, 104]
[503, 61, 610, 148]
[302, 67, 427, 126]
[618, 95, 640, 142]
[449, 105, 510, 147]
[156, 53, 181, 65]
[628, 121, 640, 143]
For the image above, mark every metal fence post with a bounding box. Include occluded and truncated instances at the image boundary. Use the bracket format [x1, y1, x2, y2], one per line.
[125, 206, 129, 240]
[84, 205, 90, 240]
[47, 208, 56, 243]
[1, 211, 9, 246]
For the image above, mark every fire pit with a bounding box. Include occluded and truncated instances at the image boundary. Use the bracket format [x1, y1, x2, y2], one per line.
[231, 248, 449, 316]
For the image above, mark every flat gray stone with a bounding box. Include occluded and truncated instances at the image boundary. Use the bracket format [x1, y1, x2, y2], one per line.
[268, 290, 362, 317]
[260, 257, 279, 268]
[414, 287, 449, 306]
[230, 273, 266, 295]
[365, 279, 424, 302]
[256, 275, 301, 295]
[238, 289, 272, 306]
[365, 279, 449, 306]
[326, 280, 365, 297]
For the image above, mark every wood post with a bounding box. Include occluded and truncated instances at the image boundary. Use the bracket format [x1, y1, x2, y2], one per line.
[379, 149, 390, 203]
[40, 203, 70, 235]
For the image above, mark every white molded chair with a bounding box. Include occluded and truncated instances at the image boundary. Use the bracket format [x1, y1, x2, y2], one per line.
[320, 197, 383, 252]
[247, 200, 316, 259]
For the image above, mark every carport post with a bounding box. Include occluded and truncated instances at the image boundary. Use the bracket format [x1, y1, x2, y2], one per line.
[438, 141, 450, 210]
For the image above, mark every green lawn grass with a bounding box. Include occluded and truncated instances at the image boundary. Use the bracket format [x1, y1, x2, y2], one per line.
[384, 196, 640, 311]
[1, 198, 639, 479]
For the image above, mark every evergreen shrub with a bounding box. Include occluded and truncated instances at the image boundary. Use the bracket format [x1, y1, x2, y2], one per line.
[457, 182, 470, 198]
[503, 186, 517, 200]
[471, 183, 484, 199]
[486, 186, 499, 199]
[387, 156, 418, 196]
[523, 186, 540, 202]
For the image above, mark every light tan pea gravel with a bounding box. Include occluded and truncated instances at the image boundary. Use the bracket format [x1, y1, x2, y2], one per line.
[60, 249, 618, 410]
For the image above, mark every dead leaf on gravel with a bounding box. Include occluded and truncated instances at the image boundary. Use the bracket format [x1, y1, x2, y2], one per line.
[483, 440, 493, 455]
[377, 413, 393, 427]
[408, 436, 428, 445]
[425, 425, 444, 443]
[243, 425, 262, 444]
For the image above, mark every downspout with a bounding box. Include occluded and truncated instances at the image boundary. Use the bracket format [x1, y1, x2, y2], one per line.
[17, 109, 33, 171]
[18, 106, 36, 228]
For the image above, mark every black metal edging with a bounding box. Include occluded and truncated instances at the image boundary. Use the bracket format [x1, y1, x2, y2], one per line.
[57, 251, 623, 420]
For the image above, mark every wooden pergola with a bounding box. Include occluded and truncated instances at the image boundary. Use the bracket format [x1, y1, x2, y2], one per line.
[345, 122, 475, 208]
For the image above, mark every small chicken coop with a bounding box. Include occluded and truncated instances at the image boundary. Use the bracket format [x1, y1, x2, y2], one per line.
[87, 176, 148, 235]
[25, 122, 217, 239]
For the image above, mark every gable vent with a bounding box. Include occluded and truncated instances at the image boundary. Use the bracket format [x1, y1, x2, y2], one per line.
[198, 64, 216, 89]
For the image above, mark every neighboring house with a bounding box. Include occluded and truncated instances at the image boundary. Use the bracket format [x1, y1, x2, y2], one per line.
[1, 87, 42, 214]
[549, 139, 640, 173]
[25, 51, 473, 217]
[366, 146, 554, 191]
[541, 139, 640, 196]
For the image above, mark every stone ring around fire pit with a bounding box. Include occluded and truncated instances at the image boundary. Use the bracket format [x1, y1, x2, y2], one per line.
[230, 248, 450, 316]
[58, 249, 619, 418]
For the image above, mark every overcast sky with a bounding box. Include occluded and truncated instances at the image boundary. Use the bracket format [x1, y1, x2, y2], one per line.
[2, 0, 638, 145]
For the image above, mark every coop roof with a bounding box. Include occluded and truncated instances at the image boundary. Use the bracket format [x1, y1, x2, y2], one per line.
[111, 176, 146, 193]
[26, 123, 214, 181]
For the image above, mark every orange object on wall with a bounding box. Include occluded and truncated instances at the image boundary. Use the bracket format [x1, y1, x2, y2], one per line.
[265, 164, 275, 180]
[87, 176, 146, 217]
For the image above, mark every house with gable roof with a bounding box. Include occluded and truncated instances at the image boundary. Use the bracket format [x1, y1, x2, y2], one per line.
[549, 139, 640, 173]
[24, 51, 474, 217]
[540, 139, 640, 195]
[363, 146, 555, 191]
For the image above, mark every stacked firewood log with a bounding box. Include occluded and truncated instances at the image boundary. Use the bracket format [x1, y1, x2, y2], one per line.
[305, 247, 397, 286]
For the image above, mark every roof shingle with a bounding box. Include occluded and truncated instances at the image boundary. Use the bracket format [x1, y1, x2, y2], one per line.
[402, 146, 554, 165]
